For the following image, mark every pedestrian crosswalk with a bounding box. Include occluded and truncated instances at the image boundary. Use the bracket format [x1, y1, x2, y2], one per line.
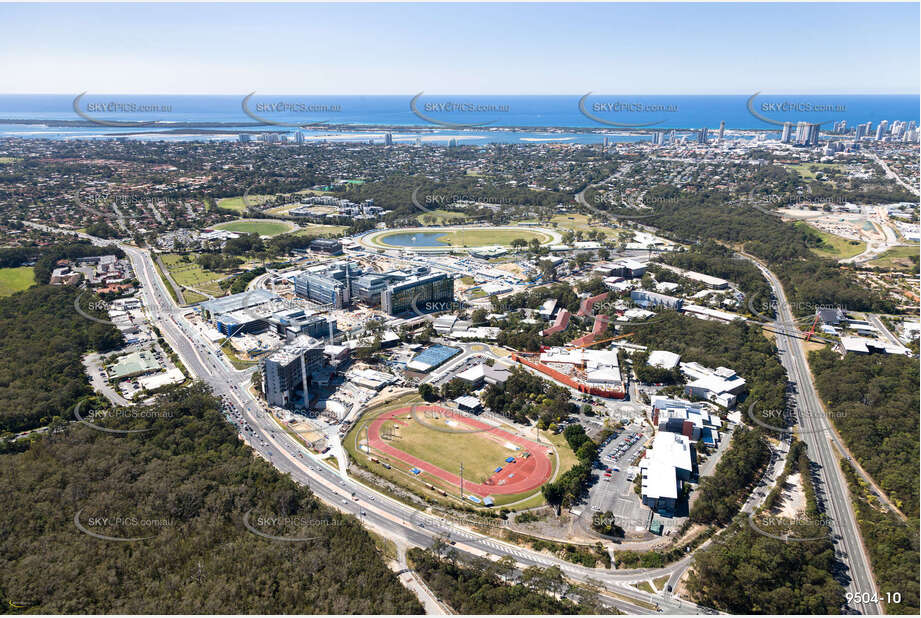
[474, 538, 553, 565]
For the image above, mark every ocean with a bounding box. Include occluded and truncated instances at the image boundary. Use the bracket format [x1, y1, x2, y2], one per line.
[0, 94, 916, 144]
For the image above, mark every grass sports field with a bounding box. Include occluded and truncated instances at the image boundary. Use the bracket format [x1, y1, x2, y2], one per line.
[216, 194, 270, 212]
[349, 402, 555, 507]
[379, 414, 511, 483]
[0, 266, 35, 296]
[787, 162, 844, 182]
[220, 189, 331, 215]
[294, 223, 349, 236]
[213, 219, 296, 236]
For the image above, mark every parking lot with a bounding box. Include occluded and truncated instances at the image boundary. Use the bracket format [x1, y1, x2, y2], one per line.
[584, 422, 657, 536]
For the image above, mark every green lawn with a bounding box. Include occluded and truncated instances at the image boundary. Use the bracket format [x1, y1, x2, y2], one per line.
[345, 396, 560, 509]
[636, 581, 655, 594]
[221, 341, 257, 369]
[213, 219, 295, 237]
[547, 213, 622, 239]
[0, 157, 21, 164]
[385, 414, 516, 485]
[160, 253, 232, 297]
[183, 290, 208, 304]
[796, 222, 866, 259]
[415, 209, 470, 225]
[294, 223, 349, 236]
[0, 266, 35, 296]
[442, 228, 551, 247]
[153, 260, 179, 304]
[263, 204, 299, 216]
[545, 430, 580, 473]
[787, 163, 844, 181]
[217, 194, 271, 213]
[868, 245, 920, 270]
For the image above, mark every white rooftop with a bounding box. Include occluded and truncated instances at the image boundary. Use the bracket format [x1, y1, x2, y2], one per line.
[538, 298, 558, 317]
[538, 347, 619, 368]
[648, 350, 680, 369]
[454, 395, 481, 408]
[682, 304, 744, 323]
[840, 335, 911, 355]
[648, 432, 693, 473]
[585, 367, 623, 385]
[641, 460, 679, 500]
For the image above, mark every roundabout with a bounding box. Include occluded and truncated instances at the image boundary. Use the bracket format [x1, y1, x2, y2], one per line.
[360, 225, 561, 252]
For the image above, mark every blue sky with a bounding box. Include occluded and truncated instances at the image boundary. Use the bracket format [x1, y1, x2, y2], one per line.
[0, 2, 918, 94]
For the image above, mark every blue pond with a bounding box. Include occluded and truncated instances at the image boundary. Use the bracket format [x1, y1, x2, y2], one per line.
[380, 232, 448, 247]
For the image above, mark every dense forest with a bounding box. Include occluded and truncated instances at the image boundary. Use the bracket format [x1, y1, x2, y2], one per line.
[809, 348, 919, 518]
[407, 547, 593, 614]
[84, 221, 121, 239]
[688, 419, 843, 613]
[629, 312, 787, 417]
[639, 184, 895, 315]
[687, 516, 843, 614]
[541, 424, 597, 508]
[659, 241, 773, 305]
[841, 464, 920, 614]
[481, 366, 576, 427]
[0, 285, 123, 433]
[0, 384, 423, 614]
[690, 427, 770, 525]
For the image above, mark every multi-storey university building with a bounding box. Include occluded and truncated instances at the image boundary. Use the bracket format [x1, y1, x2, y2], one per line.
[381, 272, 454, 316]
[262, 336, 327, 408]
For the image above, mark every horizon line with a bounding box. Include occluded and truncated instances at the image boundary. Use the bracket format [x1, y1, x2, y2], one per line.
[1, 92, 919, 97]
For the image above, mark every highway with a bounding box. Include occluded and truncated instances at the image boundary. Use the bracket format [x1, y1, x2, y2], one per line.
[118, 241, 714, 615]
[866, 313, 904, 348]
[740, 252, 881, 615]
[32, 221, 873, 614]
[870, 152, 920, 197]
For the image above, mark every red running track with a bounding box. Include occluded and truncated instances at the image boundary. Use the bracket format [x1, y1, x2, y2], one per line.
[366, 405, 553, 498]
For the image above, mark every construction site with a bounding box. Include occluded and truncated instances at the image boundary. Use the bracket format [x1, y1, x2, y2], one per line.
[512, 343, 627, 399]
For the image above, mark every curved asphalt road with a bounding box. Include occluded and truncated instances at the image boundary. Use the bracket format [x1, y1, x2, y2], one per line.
[116, 240, 721, 615]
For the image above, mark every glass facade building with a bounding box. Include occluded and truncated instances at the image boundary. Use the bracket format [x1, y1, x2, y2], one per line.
[381, 272, 454, 316]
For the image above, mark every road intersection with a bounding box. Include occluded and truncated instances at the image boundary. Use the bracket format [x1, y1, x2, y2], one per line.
[121, 241, 710, 615]
[41, 223, 878, 615]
